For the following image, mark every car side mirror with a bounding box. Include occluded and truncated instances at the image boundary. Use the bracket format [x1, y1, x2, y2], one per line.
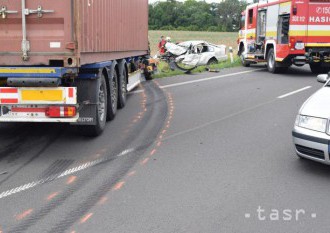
[317, 74, 329, 83]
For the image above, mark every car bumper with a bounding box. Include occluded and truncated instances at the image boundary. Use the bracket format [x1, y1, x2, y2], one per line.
[292, 126, 330, 165]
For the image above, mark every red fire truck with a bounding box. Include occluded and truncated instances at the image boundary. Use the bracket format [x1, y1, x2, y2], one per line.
[237, 0, 330, 74]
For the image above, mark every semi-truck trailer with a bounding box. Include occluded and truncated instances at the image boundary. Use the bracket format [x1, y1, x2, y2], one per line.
[0, 0, 151, 136]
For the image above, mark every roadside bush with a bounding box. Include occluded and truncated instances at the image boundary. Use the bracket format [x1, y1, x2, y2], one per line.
[160, 25, 176, 31]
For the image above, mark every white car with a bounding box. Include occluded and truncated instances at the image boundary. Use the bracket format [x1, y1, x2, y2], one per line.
[165, 40, 228, 69]
[292, 73, 330, 164]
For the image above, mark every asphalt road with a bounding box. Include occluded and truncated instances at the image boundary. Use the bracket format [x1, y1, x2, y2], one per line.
[0, 65, 329, 233]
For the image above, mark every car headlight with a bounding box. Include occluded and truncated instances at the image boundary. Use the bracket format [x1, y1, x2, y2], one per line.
[295, 42, 305, 50]
[295, 115, 327, 132]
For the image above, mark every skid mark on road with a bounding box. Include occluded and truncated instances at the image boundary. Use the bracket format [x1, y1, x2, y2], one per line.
[121, 84, 148, 140]
[140, 157, 150, 165]
[137, 83, 174, 167]
[0, 128, 64, 187]
[39, 159, 75, 179]
[127, 170, 136, 177]
[4, 81, 169, 233]
[15, 209, 33, 221]
[46, 192, 60, 201]
[0, 148, 136, 200]
[113, 181, 125, 191]
[66, 176, 77, 185]
[97, 196, 108, 205]
[68, 82, 175, 233]
[80, 213, 93, 224]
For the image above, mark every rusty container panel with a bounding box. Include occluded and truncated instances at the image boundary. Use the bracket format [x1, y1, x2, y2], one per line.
[0, 0, 74, 66]
[0, 0, 149, 67]
[77, 0, 149, 65]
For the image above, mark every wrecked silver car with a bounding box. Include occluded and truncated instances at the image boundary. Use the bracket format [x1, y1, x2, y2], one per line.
[164, 40, 228, 71]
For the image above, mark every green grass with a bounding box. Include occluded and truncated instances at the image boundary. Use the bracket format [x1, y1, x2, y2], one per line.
[149, 30, 240, 79]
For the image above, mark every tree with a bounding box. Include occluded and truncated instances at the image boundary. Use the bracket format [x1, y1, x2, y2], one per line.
[217, 0, 248, 32]
[148, 0, 248, 32]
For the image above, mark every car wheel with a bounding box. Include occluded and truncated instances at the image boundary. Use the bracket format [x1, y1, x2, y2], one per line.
[207, 58, 218, 66]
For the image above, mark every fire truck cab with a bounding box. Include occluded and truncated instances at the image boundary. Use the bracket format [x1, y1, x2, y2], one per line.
[238, 0, 330, 74]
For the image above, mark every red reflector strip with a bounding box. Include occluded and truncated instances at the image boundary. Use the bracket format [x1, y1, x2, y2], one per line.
[1, 99, 18, 104]
[0, 88, 18, 94]
[11, 107, 47, 113]
[68, 88, 74, 98]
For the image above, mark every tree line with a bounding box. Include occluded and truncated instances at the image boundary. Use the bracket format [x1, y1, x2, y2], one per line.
[149, 0, 248, 32]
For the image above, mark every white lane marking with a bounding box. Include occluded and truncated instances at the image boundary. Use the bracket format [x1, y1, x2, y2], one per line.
[117, 148, 135, 157]
[277, 86, 312, 99]
[0, 148, 135, 200]
[159, 68, 265, 89]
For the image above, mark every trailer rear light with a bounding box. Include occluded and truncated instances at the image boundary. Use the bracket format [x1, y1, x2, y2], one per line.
[46, 106, 76, 118]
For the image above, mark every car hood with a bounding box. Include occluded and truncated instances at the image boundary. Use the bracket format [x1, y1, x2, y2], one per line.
[300, 87, 330, 118]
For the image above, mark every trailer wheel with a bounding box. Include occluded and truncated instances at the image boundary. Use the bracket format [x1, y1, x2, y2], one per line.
[144, 67, 153, 80]
[310, 63, 329, 74]
[267, 48, 281, 73]
[117, 68, 127, 109]
[107, 70, 118, 121]
[78, 74, 107, 137]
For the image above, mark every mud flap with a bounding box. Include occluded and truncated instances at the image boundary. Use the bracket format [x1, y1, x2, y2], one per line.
[71, 78, 99, 126]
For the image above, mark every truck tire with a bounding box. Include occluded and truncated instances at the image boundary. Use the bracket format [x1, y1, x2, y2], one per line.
[144, 67, 153, 80]
[78, 73, 108, 137]
[240, 47, 250, 67]
[107, 70, 118, 121]
[267, 48, 281, 73]
[117, 67, 127, 109]
[310, 63, 329, 74]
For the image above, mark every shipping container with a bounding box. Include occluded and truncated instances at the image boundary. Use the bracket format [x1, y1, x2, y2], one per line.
[0, 0, 149, 67]
[0, 0, 152, 136]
